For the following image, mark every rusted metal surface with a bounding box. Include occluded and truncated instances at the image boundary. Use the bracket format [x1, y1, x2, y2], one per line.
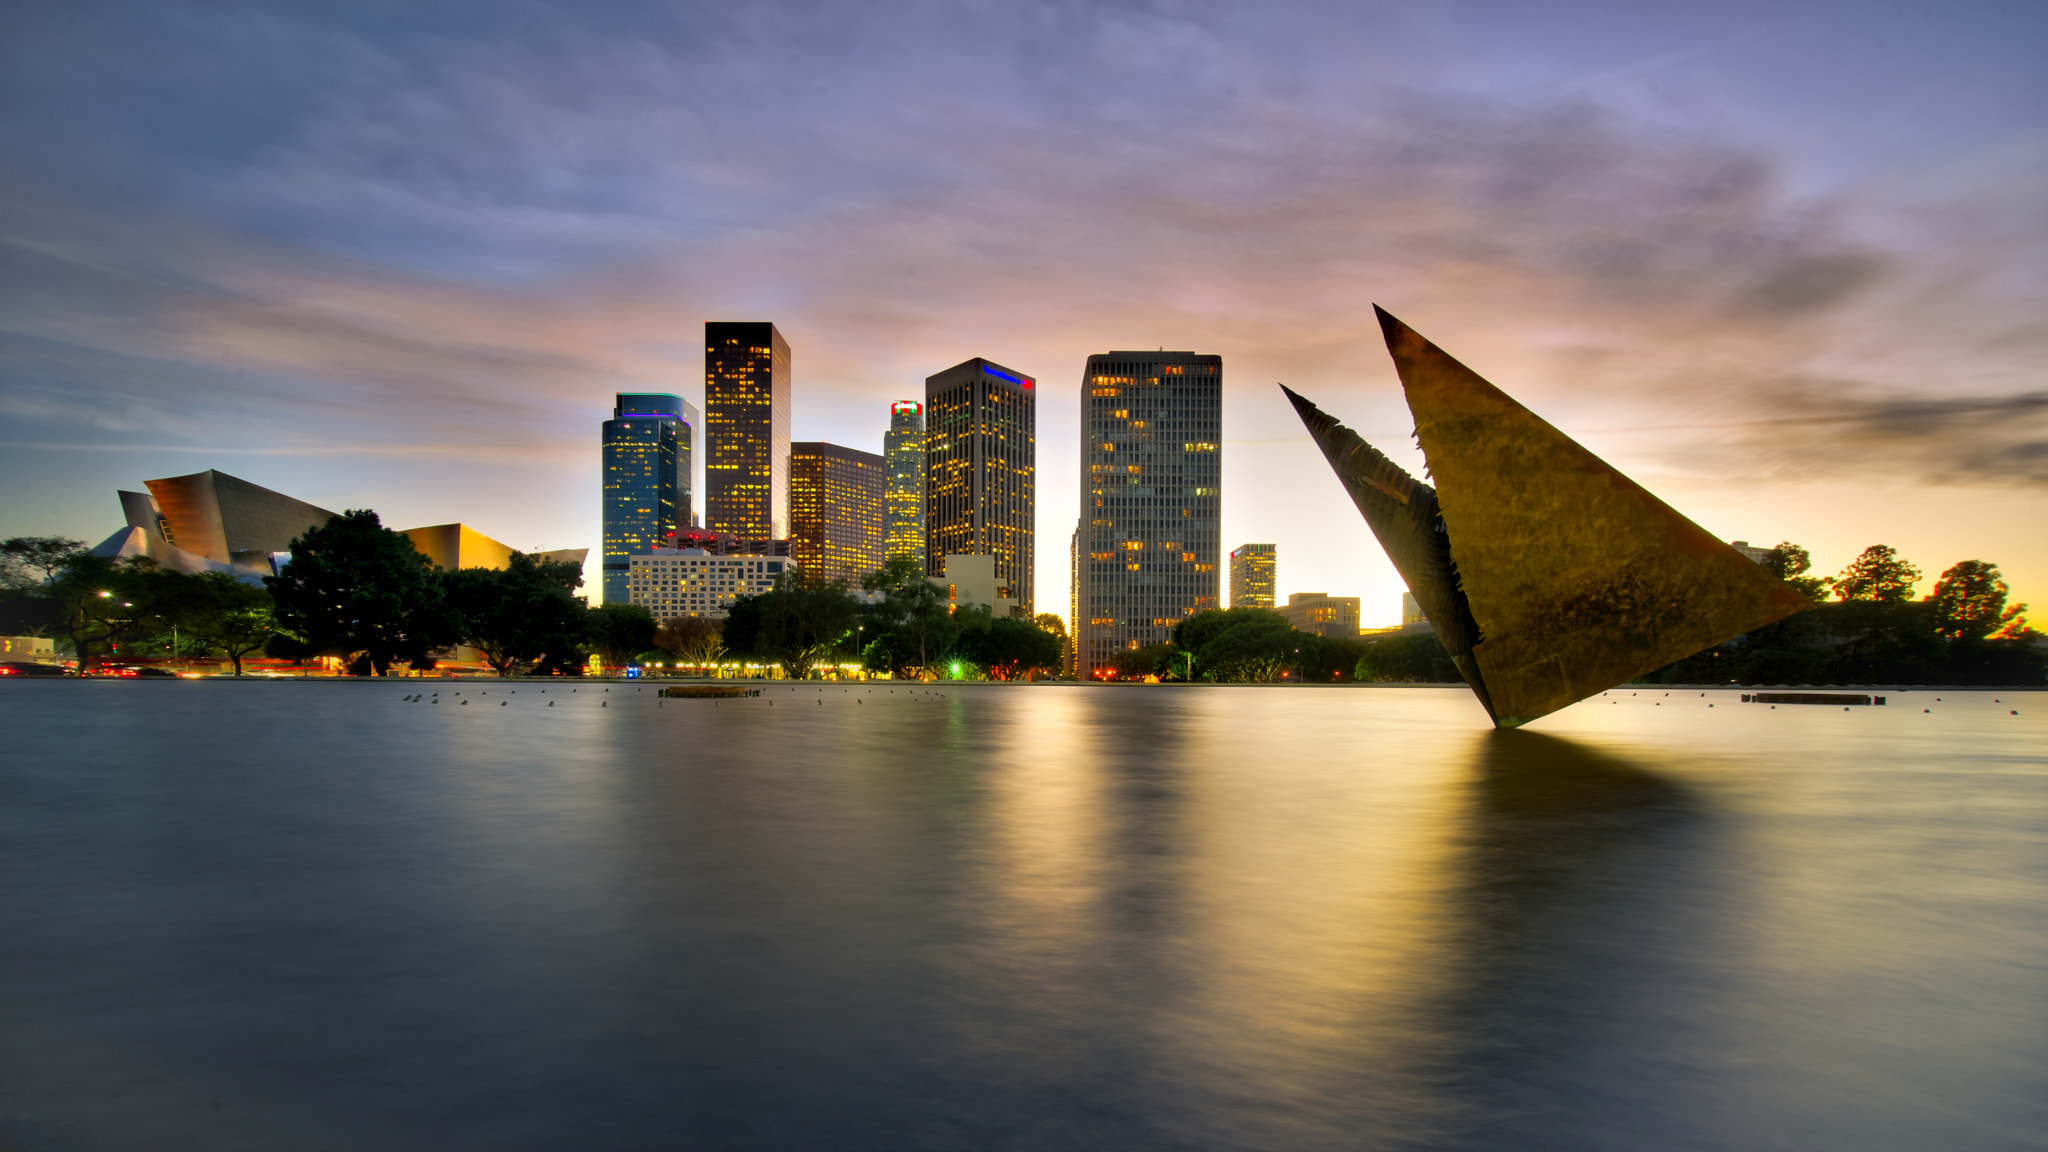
[1285, 307, 1812, 727]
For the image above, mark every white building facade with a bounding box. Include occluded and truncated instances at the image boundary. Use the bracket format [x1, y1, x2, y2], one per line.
[627, 549, 796, 620]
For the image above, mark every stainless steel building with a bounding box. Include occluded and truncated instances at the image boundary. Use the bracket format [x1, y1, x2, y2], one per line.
[1075, 352, 1222, 678]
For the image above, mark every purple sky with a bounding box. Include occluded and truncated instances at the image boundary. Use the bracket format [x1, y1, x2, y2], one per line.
[3, 0, 2043, 624]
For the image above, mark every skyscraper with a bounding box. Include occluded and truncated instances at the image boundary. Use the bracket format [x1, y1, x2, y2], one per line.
[790, 441, 888, 589]
[925, 358, 1035, 616]
[1229, 543, 1276, 609]
[884, 401, 926, 569]
[602, 392, 699, 605]
[1075, 351, 1222, 678]
[704, 322, 791, 544]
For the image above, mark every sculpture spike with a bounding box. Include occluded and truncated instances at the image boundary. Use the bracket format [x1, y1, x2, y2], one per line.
[1280, 385, 1495, 720]
[1287, 308, 1813, 727]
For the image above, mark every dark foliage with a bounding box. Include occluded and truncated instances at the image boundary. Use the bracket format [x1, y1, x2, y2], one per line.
[266, 510, 457, 676]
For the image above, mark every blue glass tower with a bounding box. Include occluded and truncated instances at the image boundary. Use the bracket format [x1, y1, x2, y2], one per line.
[602, 392, 699, 605]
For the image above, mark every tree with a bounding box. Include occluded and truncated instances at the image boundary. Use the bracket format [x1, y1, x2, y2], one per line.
[1033, 612, 1071, 674]
[1171, 607, 1289, 679]
[172, 571, 276, 675]
[959, 615, 1064, 680]
[266, 510, 458, 676]
[1835, 545, 1920, 604]
[1104, 642, 1173, 681]
[655, 615, 726, 672]
[44, 553, 168, 670]
[1198, 622, 1293, 682]
[1355, 631, 1459, 682]
[755, 574, 861, 679]
[860, 557, 959, 677]
[444, 552, 587, 676]
[3, 536, 88, 592]
[1928, 560, 2027, 642]
[1762, 541, 1829, 599]
[585, 603, 658, 670]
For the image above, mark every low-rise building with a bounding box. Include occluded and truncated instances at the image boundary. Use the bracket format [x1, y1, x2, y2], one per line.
[934, 553, 1018, 617]
[1281, 592, 1361, 638]
[628, 549, 796, 620]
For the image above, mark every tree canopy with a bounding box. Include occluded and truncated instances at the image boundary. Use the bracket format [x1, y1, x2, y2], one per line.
[266, 510, 457, 675]
[1835, 544, 1921, 604]
[585, 602, 657, 669]
[445, 552, 587, 676]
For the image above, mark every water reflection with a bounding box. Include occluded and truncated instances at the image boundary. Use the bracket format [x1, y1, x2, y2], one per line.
[1436, 729, 1730, 1152]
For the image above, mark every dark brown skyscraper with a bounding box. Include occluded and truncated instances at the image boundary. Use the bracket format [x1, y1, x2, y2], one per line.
[704, 322, 791, 543]
[790, 441, 888, 589]
[924, 357, 1035, 616]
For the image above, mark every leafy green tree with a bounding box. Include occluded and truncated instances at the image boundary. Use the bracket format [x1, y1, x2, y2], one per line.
[1199, 622, 1294, 682]
[585, 602, 658, 671]
[172, 571, 277, 675]
[1299, 633, 1372, 682]
[655, 615, 726, 672]
[1354, 631, 1460, 682]
[1928, 560, 2027, 642]
[444, 552, 587, 676]
[1032, 612, 1071, 674]
[959, 615, 1064, 680]
[44, 554, 168, 670]
[1762, 541, 1829, 599]
[755, 573, 861, 679]
[1835, 545, 1920, 604]
[2, 536, 87, 591]
[1171, 607, 1289, 680]
[860, 556, 960, 677]
[266, 509, 457, 676]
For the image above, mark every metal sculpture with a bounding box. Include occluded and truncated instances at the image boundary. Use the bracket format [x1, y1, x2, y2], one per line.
[1287, 306, 1811, 726]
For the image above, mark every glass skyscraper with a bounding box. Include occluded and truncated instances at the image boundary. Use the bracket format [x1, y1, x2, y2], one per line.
[1074, 352, 1222, 678]
[602, 392, 698, 605]
[925, 358, 1035, 616]
[884, 401, 925, 569]
[705, 321, 791, 545]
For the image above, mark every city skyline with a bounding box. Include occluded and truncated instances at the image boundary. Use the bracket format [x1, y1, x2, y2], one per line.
[2, 2, 2043, 626]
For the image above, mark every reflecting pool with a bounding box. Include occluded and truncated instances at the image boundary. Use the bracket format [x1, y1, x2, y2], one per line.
[1, 682, 2042, 1150]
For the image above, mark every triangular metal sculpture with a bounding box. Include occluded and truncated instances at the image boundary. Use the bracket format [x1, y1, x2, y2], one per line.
[1286, 306, 1811, 727]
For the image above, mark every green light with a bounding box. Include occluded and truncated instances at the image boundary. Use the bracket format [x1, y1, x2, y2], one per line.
[951, 662, 962, 678]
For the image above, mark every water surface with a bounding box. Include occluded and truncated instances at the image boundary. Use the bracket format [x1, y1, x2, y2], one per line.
[2, 681, 2042, 1150]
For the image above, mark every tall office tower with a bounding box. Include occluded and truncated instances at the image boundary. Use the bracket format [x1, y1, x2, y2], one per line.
[1074, 351, 1222, 678]
[1229, 543, 1276, 609]
[704, 322, 791, 544]
[884, 401, 926, 568]
[1069, 523, 1081, 675]
[790, 442, 888, 589]
[924, 358, 1035, 615]
[602, 392, 699, 605]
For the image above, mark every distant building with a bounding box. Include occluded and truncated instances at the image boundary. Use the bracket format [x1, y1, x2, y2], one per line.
[925, 357, 1035, 616]
[885, 401, 926, 568]
[90, 469, 583, 589]
[1281, 592, 1360, 638]
[1069, 523, 1081, 676]
[1229, 544, 1275, 609]
[932, 553, 1017, 618]
[1, 636, 56, 665]
[1729, 540, 1773, 565]
[92, 469, 336, 582]
[602, 392, 698, 604]
[659, 528, 793, 557]
[705, 321, 792, 544]
[790, 441, 888, 589]
[404, 524, 587, 573]
[1074, 351, 1222, 678]
[1402, 592, 1425, 625]
[627, 549, 796, 620]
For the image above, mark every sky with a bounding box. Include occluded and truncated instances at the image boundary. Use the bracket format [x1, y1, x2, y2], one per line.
[2, 0, 2044, 626]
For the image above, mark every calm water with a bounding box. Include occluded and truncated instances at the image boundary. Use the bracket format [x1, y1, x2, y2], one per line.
[1, 681, 2042, 1151]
